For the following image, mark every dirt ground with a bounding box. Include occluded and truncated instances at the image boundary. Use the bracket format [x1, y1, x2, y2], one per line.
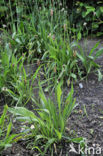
[1, 39, 103, 156]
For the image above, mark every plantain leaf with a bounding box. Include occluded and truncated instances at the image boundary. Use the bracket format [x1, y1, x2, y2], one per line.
[89, 42, 99, 56]
[94, 48, 103, 59]
[57, 83, 62, 114]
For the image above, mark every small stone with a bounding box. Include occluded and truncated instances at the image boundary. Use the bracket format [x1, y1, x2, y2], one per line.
[79, 83, 83, 89]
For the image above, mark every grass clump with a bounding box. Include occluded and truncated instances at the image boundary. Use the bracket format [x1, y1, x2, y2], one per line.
[8, 84, 85, 155]
[0, 105, 18, 154]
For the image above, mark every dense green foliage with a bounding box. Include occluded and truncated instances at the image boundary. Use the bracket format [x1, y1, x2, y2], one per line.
[0, 0, 103, 82]
[0, 0, 103, 37]
[0, 0, 103, 155]
[0, 50, 40, 105]
[70, 1, 103, 37]
[0, 105, 18, 153]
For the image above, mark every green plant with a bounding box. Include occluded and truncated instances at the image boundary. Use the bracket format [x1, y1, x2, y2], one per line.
[0, 105, 17, 153]
[8, 84, 85, 155]
[71, 41, 103, 78]
[5, 65, 41, 106]
[0, 49, 20, 91]
[43, 36, 78, 82]
[0, 48, 41, 106]
[0, 49, 24, 105]
[43, 37, 103, 83]
[69, 1, 103, 38]
[0, 0, 70, 60]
